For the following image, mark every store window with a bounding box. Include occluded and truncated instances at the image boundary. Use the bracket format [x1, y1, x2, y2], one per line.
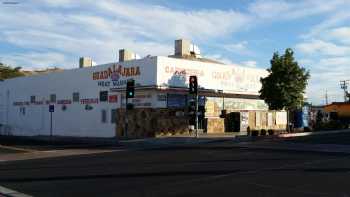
[50, 94, 56, 103]
[73, 92, 80, 102]
[101, 109, 107, 123]
[111, 109, 117, 123]
[167, 94, 187, 108]
[19, 107, 26, 115]
[100, 91, 108, 102]
[30, 96, 36, 103]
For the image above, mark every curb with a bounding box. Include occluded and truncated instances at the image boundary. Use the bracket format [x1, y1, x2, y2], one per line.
[119, 137, 232, 149]
[278, 129, 350, 138]
[0, 185, 32, 197]
[232, 142, 350, 154]
[0, 145, 37, 153]
[233, 129, 350, 142]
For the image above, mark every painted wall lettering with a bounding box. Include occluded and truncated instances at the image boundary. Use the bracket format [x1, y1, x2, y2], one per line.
[80, 98, 99, 104]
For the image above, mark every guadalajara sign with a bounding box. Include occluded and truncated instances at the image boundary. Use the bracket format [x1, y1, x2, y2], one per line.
[92, 64, 141, 80]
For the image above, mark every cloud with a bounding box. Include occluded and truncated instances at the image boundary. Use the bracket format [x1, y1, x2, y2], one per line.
[301, 56, 350, 104]
[204, 54, 236, 65]
[2, 52, 71, 70]
[302, 11, 350, 39]
[328, 27, 350, 44]
[223, 41, 252, 55]
[241, 60, 257, 68]
[295, 39, 350, 56]
[0, 0, 252, 69]
[249, 0, 347, 21]
[95, 1, 251, 41]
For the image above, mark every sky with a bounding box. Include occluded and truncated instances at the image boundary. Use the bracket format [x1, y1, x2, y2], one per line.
[0, 0, 350, 105]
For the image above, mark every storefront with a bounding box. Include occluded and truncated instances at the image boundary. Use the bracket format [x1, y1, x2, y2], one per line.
[0, 41, 287, 138]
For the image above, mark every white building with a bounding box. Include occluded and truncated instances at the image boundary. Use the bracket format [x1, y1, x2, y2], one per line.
[0, 40, 269, 138]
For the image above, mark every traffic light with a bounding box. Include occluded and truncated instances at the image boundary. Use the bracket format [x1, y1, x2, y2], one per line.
[189, 76, 198, 94]
[126, 79, 135, 98]
[188, 98, 196, 115]
[198, 105, 205, 119]
[126, 103, 134, 110]
[188, 98, 196, 125]
[220, 109, 227, 118]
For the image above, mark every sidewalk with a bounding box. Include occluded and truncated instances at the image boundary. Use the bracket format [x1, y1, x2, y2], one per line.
[0, 148, 119, 163]
[233, 141, 350, 154]
[118, 136, 232, 149]
[278, 129, 350, 138]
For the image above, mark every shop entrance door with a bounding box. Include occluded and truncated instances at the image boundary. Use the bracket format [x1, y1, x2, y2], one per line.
[225, 112, 240, 132]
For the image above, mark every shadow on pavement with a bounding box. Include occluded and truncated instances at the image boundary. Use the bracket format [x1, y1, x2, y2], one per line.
[0, 135, 119, 150]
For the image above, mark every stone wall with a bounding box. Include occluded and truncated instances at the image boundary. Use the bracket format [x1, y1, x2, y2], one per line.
[206, 110, 287, 134]
[116, 108, 190, 138]
[206, 118, 225, 133]
[247, 111, 287, 131]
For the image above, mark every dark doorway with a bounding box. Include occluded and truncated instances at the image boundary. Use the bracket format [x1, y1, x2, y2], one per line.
[225, 112, 240, 132]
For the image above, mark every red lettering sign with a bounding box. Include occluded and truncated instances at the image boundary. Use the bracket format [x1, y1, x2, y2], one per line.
[108, 95, 118, 103]
[80, 98, 99, 104]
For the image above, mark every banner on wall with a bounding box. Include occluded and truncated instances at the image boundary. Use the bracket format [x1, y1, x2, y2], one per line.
[267, 112, 273, 127]
[276, 112, 287, 125]
[158, 58, 268, 95]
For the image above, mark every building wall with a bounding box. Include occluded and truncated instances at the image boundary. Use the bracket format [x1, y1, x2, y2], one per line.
[0, 56, 271, 138]
[324, 103, 350, 118]
[0, 57, 158, 137]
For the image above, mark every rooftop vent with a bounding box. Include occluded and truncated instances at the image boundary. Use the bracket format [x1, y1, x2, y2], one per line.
[174, 39, 201, 58]
[79, 57, 93, 68]
[119, 49, 140, 62]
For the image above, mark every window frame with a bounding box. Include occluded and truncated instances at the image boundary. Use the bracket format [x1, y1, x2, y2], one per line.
[73, 92, 80, 102]
[50, 94, 56, 103]
[101, 109, 107, 123]
[111, 109, 117, 123]
[99, 91, 108, 102]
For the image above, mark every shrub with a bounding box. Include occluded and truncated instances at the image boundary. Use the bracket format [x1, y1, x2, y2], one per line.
[260, 129, 267, 136]
[246, 126, 251, 136]
[251, 130, 259, 136]
[303, 127, 312, 132]
[268, 129, 274, 135]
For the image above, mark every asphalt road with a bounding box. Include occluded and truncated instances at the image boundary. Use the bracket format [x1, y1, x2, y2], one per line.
[286, 131, 350, 145]
[1, 140, 350, 197]
[0, 147, 23, 155]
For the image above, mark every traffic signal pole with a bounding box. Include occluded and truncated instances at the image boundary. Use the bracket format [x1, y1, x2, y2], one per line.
[195, 93, 198, 138]
[125, 96, 128, 138]
[189, 76, 199, 138]
[125, 79, 135, 139]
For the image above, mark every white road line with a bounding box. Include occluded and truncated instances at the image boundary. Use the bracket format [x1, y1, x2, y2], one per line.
[0, 185, 33, 197]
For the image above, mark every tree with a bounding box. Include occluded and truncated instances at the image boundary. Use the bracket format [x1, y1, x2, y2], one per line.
[0, 62, 25, 80]
[259, 48, 310, 110]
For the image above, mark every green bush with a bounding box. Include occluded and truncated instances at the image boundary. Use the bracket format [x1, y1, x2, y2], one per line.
[268, 129, 274, 135]
[260, 129, 267, 136]
[251, 130, 259, 136]
[303, 127, 312, 132]
[315, 120, 345, 131]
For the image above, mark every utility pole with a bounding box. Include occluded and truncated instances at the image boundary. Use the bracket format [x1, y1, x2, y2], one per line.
[340, 80, 350, 102]
[325, 90, 328, 105]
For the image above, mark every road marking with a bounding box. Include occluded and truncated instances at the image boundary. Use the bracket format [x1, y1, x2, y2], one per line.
[0, 145, 37, 153]
[0, 148, 127, 163]
[246, 181, 330, 196]
[0, 185, 32, 197]
[166, 156, 348, 189]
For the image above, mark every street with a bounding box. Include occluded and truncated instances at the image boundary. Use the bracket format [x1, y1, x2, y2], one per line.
[1, 136, 350, 197]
